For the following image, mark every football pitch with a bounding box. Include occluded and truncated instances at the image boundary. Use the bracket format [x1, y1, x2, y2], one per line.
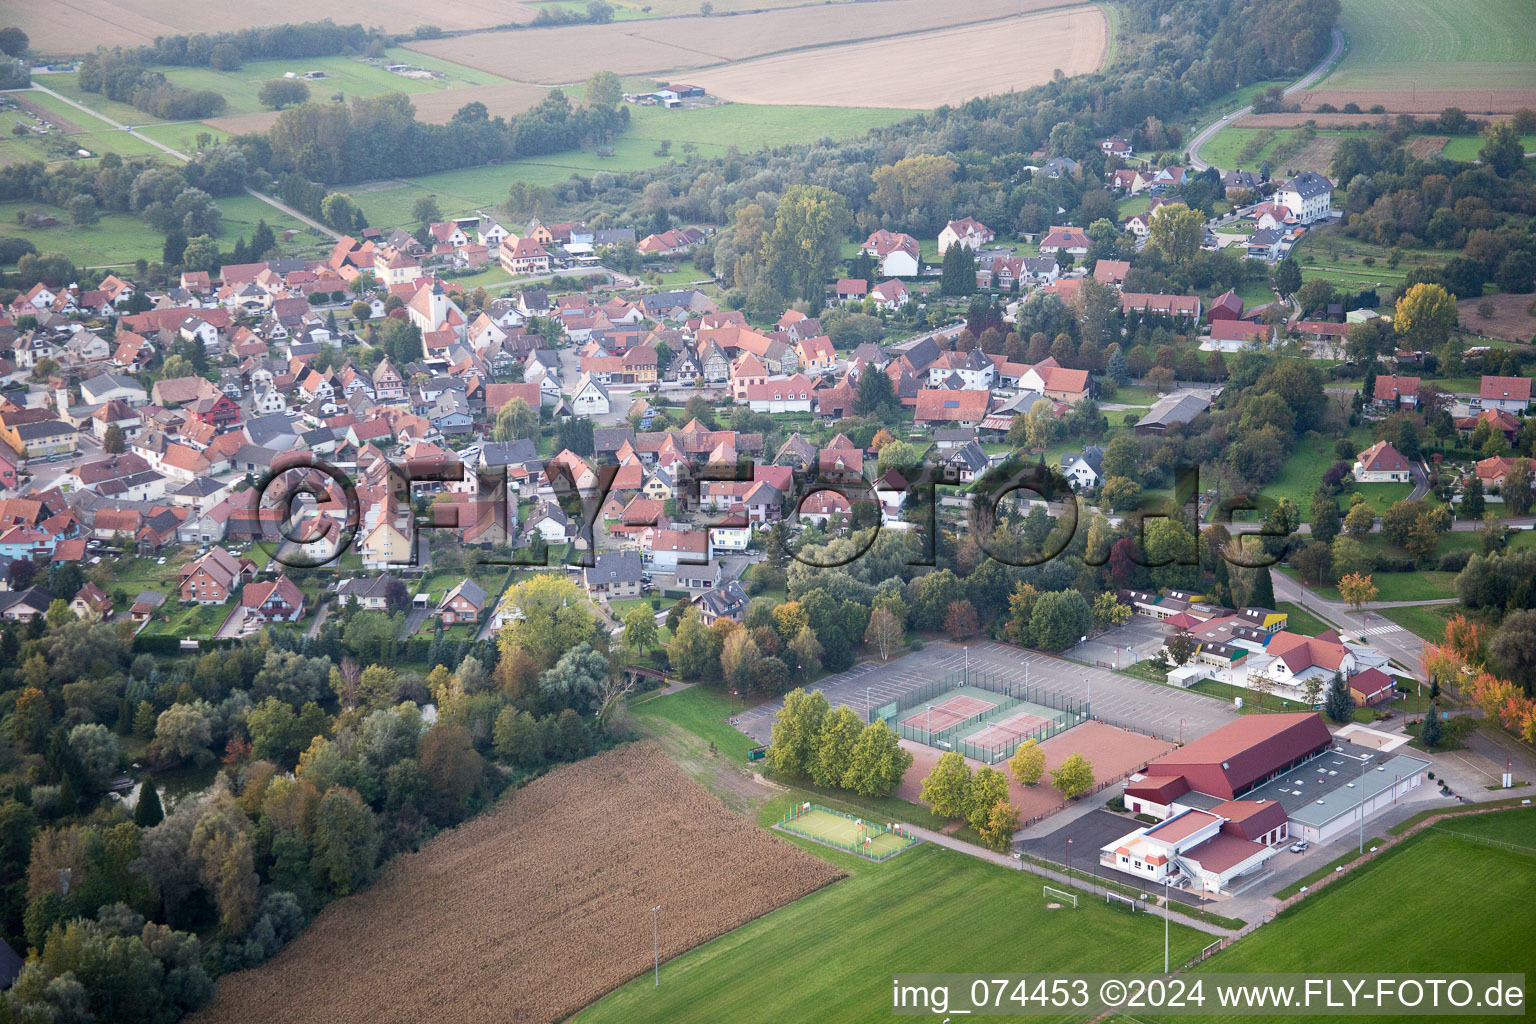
[575, 844, 1208, 1023]
[775, 805, 917, 861]
[1155, 808, 1536, 1022]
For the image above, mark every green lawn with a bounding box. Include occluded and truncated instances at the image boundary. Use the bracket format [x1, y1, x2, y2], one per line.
[1162, 810, 1536, 1024]
[630, 685, 757, 762]
[1318, 0, 1536, 90]
[1116, 193, 1150, 218]
[1276, 601, 1331, 636]
[141, 602, 227, 638]
[1292, 230, 1447, 294]
[1256, 433, 1348, 512]
[1231, 277, 1277, 308]
[161, 50, 504, 118]
[1379, 602, 1456, 642]
[1281, 570, 1456, 604]
[576, 842, 1207, 1024]
[1441, 133, 1536, 161]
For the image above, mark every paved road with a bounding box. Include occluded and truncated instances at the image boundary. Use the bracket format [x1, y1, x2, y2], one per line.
[733, 640, 1237, 746]
[1271, 571, 1433, 681]
[1188, 27, 1346, 172]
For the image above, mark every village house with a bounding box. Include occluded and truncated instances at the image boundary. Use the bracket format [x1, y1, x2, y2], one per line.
[859, 230, 921, 277]
[1354, 440, 1412, 483]
[241, 576, 305, 623]
[937, 217, 995, 254]
[439, 578, 486, 624]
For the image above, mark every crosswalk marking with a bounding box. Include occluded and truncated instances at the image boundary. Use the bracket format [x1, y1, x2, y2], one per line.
[1358, 624, 1404, 636]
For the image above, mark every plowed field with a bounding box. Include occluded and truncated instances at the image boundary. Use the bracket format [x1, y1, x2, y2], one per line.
[190, 742, 843, 1024]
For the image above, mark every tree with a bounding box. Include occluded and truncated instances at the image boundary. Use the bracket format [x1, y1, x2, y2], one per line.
[966, 765, 1009, 831]
[1008, 738, 1046, 786]
[1090, 592, 1131, 631]
[134, 778, 163, 827]
[1479, 119, 1526, 177]
[496, 574, 599, 671]
[1165, 630, 1198, 667]
[765, 688, 830, 778]
[152, 703, 213, 765]
[943, 600, 979, 638]
[720, 629, 761, 692]
[493, 397, 537, 442]
[310, 787, 380, 895]
[411, 195, 441, 225]
[162, 229, 187, 267]
[492, 708, 545, 767]
[1050, 752, 1095, 799]
[249, 218, 276, 259]
[1274, 256, 1302, 297]
[258, 78, 310, 110]
[810, 705, 864, 788]
[920, 751, 973, 819]
[537, 644, 610, 716]
[0, 28, 28, 56]
[1323, 671, 1354, 723]
[1419, 703, 1444, 747]
[1338, 572, 1378, 613]
[1026, 589, 1092, 651]
[1395, 283, 1458, 353]
[854, 362, 899, 419]
[864, 607, 904, 661]
[762, 185, 851, 302]
[841, 720, 911, 797]
[584, 69, 623, 109]
[1505, 459, 1534, 517]
[670, 608, 719, 680]
[68, 193, 99, 227]
[1461, 478, 1485, 521]
[972, 799, 1019, 852]
[1292, 541, 1334, 586]
[1249, 565, 1276, 610]
[1489, 609, 1536, 694]
[1309, 490, 1341, 545]
[940, 241, 976, 296]
[102, 423, 126, 454]
[621, 607, 657, 653]
[67, 724, 120, 791]
[1146, 203, 1203, 265]
[1344, 499, 1375, 539]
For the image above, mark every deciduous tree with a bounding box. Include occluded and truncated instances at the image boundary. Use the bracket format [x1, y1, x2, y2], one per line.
[1050, 752, 1095, 799]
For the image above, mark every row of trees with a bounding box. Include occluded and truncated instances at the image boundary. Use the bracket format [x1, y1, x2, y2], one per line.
[764, 689, 913, 799]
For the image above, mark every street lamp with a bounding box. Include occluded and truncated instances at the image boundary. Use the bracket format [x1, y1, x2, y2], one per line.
[1066, 837, 1073, 882]
[1356, 754, 1372, 855]
[652, 905, 661, 986]
[926, 704, 933, 738]
[1163, 872, 1171, 974]
[1179, 718, 1185, 744]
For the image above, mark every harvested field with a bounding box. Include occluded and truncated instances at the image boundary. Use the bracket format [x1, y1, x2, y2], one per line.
[692, 8, 1107, 109]
[14, 0, 539, 53]
[895, 721, 1174, 824]
[190, 742, 842, 1024]
[1290, 88, 1536, 115]
[407, 0, 1068, 85]
[203, 82, 550, 136]
[1407, 135, 1449, 159]
[10, 93, 82, 134]
[1457, 291, 1536, 343]
[1236, 112, 1394, 129]
[1281, 133, 1343, 176]
[1320, 0, 1536, 91]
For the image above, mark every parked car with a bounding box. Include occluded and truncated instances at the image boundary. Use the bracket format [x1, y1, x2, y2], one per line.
[1289, 840, 1309, 853]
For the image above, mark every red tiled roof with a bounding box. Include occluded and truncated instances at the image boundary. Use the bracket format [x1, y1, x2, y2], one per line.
[1480, 375, 1531, 403]
[1356, 439, 1409, 473]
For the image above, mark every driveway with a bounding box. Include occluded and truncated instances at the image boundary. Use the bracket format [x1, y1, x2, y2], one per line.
[732, 640, 1237, 746]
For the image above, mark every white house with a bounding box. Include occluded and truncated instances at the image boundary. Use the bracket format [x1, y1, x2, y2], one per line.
[1272, 172, 1333, 224]
[1478, 375, 1532, 413]
[1059, 446, 1104, 490]
[937, 217, 995, 254]
[1099, 807, 1278, 894]
[571, 373, 611, 416]
[860, 230, 921, 277]
[743, 374, 814, 414]
[1353, 440, 1412, 483]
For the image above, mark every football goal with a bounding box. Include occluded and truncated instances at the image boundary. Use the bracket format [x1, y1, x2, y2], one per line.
[1042, 885, 1077, 908]
[1106, 891, 1136, 913]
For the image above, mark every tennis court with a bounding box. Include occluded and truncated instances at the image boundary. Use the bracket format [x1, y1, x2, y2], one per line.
[899, 693, 997, 733]
[775, 804, 918, 861]
[960, 708, 1056, 750]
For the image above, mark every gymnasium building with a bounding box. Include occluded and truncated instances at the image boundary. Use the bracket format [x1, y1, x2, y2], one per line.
[1101, 713, 1430, 893]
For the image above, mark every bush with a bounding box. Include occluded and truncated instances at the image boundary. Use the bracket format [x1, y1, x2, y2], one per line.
[1438, 550, 1472, 572]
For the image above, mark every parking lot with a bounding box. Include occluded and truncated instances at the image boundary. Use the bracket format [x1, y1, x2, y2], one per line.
[1068, 615, 1170, 671]
[733, 640, 1237, 746]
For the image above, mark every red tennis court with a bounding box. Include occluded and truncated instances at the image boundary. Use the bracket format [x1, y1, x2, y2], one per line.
[962, 709, 1055, 750]
[899, 694, 996, 732]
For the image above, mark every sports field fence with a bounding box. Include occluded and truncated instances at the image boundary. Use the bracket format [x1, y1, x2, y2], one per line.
[870, 669, 1089, 764]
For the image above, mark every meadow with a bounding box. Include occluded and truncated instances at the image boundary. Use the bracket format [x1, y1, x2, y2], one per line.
[0, 193, 314, 269]
[1318, 0, 1536, 91]
[1153, 808, 1536, 1024]
[347, 102, 913, 225]
[1441, 133, 1536, 161]
[576, 841, 1208, 1024]
[162, 49, 505, 118]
